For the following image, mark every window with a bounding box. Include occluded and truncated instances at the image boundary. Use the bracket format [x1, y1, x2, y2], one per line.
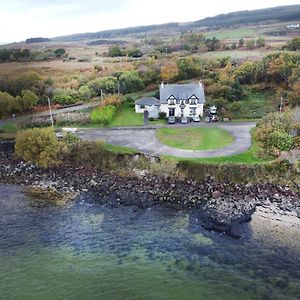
[168, 95, 176, 105]
[140, 105, 145, 109]
[190, 108, 196, 115]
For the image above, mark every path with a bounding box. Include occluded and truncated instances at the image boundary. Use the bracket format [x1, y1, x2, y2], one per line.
[78, 123, 256, 158]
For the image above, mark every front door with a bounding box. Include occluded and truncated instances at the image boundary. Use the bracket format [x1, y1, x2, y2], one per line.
[169, 108, 175, 117]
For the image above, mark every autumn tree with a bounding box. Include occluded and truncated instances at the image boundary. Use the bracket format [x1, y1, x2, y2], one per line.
[160, 62, 179, 83]
[15, 128, 61, 168]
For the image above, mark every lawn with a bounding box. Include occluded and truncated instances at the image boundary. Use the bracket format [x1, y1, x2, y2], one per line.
[109, 102, 165, 127]
[156, 127, 234, 151]
[163, 129, 271, 164]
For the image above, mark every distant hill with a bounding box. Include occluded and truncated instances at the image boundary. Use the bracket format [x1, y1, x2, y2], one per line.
[53, 23, 184, 42]
[44, 5, 300, 43]
[194, 5, 300, 27]
[26, 37, 50, 44]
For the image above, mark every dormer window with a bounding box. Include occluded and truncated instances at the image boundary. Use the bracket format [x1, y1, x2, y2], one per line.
[168, 95, 176, 105]
[189, 95, 198, 105]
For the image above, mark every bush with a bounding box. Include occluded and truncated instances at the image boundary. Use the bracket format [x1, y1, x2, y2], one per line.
[55, 112, 90, 126]
[15, 127, 61, 168]
[91, 105, 116, 125]
[24, 116, 53, 128]
[159, 112, 167, 119]
[255, 112, 293, 156]
[268, 130, 293, 151]
[70, 140, 112, 169]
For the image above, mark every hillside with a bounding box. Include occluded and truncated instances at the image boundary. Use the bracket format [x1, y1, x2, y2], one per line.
[51, 5, 300, 42]
[194, 5, 300, 27]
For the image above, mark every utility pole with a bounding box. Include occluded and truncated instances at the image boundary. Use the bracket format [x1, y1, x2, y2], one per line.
[279, 97, 283, 113]
[48, 98, 54, 127]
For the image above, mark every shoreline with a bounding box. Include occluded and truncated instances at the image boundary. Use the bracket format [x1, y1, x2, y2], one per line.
[0, 154, 299, 239]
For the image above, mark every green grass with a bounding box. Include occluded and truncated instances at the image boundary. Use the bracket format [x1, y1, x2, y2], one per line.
[109, 102, 166, 127]
[205, 28, 256, 40]
[0, 121, 18, 132]
[163, 129, 271, 164]
[229, 90, 272, 120]
[103, 143, 138, 154]
[156, 127, 234, 151]
[109, 102, 143, 127]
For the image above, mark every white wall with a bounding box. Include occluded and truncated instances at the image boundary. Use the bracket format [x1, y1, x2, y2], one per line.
[160, 104, 204, 117]
[135, 104, 145, 113]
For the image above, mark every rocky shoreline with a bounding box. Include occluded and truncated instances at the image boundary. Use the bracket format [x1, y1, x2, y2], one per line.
[0, 154, 299, 238]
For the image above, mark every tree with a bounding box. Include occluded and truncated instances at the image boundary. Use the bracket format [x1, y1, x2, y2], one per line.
[15, 127, 61, 168]
[88, 77, 118, 95]
[78, 85, 92, 101]
[177, 57, 202, 80]
[161, 62, 179, 83]
[288, 81, 300, 107]
[0, 91, 14, 116]
[108, 45, 125, 57]
[284, 37, 300, 51]
[54, 48, 66, 57]
[238, 38, 244, 48]
[266, 53, 296, 88]
[245, 39, 255, 49]
[119, 71, 144, 93]
[18, 90, 39, 111]
[128, 49, 143, 58]
[256, 37, 266, 48]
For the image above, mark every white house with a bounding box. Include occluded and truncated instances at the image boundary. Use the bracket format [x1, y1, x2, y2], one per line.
[135, 82, 206, 118]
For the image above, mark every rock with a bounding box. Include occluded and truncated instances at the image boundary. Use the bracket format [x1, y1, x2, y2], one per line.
[212, 190, 223, 198]
[89, 179, 98, 187]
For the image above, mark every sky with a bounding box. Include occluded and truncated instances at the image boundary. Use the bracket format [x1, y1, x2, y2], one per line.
[0, 0, 299, 43]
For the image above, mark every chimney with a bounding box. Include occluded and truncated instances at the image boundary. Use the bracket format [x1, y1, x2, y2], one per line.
[161, 82, 164, 89]
[199, 81, 203, 88]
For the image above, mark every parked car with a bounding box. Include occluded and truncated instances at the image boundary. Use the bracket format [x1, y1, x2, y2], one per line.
[56, 131, 64, 139]
[168, 116, 176, 124]
[192, 115, 200, 122]
[211, 115, 219, 122]
[205, 116, 211, 123]
[181, 116, 188, 124]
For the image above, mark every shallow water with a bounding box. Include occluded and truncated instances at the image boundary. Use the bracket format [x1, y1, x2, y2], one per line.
[0, 184, 299, 300]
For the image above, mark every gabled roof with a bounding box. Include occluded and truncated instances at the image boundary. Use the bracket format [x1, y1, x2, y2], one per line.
[160, 83, 205, 104]
[135, 97, 160, 106]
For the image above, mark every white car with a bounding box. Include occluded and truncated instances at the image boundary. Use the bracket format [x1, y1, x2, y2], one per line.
[181, 116, 188, 124]
[192, 116, 200, 122]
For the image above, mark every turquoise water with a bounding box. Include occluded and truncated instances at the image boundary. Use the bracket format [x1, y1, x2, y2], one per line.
[0, 184, 299, 300]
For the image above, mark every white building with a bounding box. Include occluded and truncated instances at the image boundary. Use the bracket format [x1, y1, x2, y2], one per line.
[135, 82, 206, 118]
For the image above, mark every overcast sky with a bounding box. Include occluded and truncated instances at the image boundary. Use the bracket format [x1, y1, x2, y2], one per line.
[0, 0, 299, 43]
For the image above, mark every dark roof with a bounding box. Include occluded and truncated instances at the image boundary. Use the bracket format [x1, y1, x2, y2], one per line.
[160, 83, 205, 104]
[135, 97, 160, 106]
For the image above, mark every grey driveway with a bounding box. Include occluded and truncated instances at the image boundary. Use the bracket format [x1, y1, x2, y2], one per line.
[78, 123, 256, 158]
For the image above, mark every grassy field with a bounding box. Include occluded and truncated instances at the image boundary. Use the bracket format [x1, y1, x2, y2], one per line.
[205, 28, 256, 40]
[156, 127, 234, 151]
[230, 90, 273, 120]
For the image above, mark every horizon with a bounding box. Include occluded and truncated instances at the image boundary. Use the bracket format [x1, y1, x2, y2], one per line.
[0, 0, 299, 43]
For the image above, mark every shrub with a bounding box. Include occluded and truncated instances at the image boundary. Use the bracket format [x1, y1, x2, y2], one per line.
[55, 112, 90, 126]
[268, 130, 293, 151]
[91, 105, 116, 125]
[101, 95, 122, 107]
[70, 140, 112, 169]
[15, 127, 61, 168]
[256, 112, 293, 156]
[159, 112, 167, 119]
[24, 116, 53, 128]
